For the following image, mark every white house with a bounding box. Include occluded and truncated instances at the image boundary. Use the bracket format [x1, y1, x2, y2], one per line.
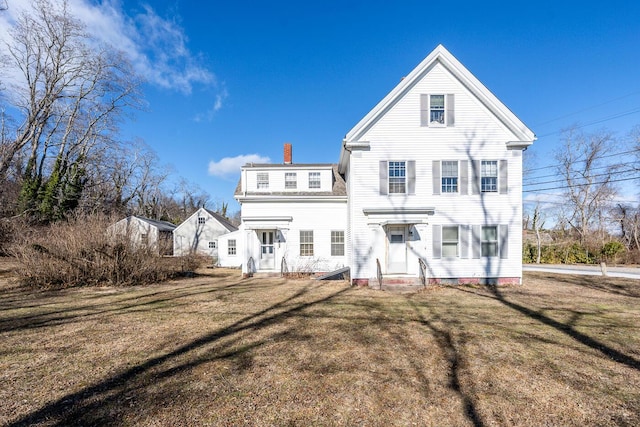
[109, 216, 176, 255]
[218, 143, 348, 275]
[173, 207, 238, 258]
[229, 45, 534, 286]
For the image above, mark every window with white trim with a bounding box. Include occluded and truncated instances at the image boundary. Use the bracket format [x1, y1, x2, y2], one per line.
[209, 241, 216, 249]
[442, 161, 458, 193]
[481, 161, 498, 192]
[198, 217, 206, 225]
[442, 226, 459, 257]
[430, 94, 445, 125]
[228, 239, 236, 255]
[388, 161, 406, 194]
[308, 172, 321, 189]
[331, 231, 344, 256]
[285, 172, 297, 189]
[300, 230, 314, 256]
[257, 173, 269, 189]
[481, 226, 498, 257]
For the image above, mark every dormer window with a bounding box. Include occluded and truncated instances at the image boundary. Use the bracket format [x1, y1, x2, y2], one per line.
[285, 172, 297, 189]
[309, 172, 321, 189]
[257, 173, 269, 189]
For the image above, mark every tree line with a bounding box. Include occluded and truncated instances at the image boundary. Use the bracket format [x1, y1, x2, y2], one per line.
[523, 125, 640, 264]
[0, 0, 226, 227]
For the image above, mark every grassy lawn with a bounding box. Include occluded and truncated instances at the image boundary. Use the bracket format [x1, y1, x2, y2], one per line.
[1, 261, 639, 426]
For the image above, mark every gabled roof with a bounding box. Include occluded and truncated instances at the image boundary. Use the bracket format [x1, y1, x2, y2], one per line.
[339, 44, 535, 171]
[203, 208, 238, 232]
[131, 216, 176, 232]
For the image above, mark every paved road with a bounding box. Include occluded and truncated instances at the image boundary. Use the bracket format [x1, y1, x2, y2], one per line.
[523, 264, 640, 280]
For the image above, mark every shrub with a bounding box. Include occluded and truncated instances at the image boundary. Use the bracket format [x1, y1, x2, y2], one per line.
[10, 214, 199, 288]
[601, 241, 625, 263]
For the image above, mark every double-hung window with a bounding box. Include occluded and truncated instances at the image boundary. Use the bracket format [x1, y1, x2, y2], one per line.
[388, 161, 406, 194]
[481, 161, 498, 192]
[442, 226, 459, 257]
[285, 172, 297, 189]
[257, 173, 269, 189]
[331, 231, 345, 256]
[430, 94, 445, 125]
[481, 226, 498, 257]
[308, 172, 321, 189]
[442, 161, 458, 193]
[300, 230, 314, 256]
[228, 239, 237, 255]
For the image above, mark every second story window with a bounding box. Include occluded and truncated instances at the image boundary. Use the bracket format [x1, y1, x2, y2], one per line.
[388, 161, 406, 194]
[285, 172, 297, 189]
[257, 173, 269, 189]
[481, 161, 498, 192]
[309, 172, 321, 189]
[442, 161, 458, 193]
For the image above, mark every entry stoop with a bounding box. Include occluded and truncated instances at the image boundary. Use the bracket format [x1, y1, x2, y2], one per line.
[370, 275, 425, 293]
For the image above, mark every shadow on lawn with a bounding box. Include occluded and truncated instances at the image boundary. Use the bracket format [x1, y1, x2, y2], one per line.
[456, 285, 640, 372]
[406, 299, 485, 427]
[0, 275, 282, 333]
[7, 281, 351, 427]
[532, 272, 640, 299]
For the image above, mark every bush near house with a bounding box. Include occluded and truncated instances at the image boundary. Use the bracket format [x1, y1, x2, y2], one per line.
[10, 214, 200, 288]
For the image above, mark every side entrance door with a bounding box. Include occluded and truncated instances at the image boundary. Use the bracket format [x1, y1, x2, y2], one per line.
[387, 226, 407, 273]
[260, 230, 275, 270]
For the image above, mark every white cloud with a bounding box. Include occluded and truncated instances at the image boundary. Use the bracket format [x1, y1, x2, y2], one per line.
[193, 86, 228, 122]
[0, 0, 218, 96]
[208, 154, 271, 177]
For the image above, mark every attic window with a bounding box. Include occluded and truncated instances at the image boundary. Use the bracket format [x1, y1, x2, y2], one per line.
[257, 173, 269, 189]
[430, 95, 445, 124]
[198, 217, 206, 225]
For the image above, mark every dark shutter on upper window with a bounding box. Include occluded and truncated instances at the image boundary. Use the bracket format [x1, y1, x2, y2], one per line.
[472, 225, 481, 259]
[499, 160, 508, 194]
[432, 160, 441, 195]
[460, 160, 469, 195]
[460, 225, 469, 258]
[407, 160, 416, 195]
[420, 94, 429, 126]
[379, 160, 388, 195]
[472, 160, 481, 195]
[446, 94, 455, 126]
[432, 225, 442, 259]
[499, 224, 509, 259]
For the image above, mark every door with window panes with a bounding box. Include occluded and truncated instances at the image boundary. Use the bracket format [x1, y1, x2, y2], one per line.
[259, 230, 275, 269]
[387, 226, 407, 273]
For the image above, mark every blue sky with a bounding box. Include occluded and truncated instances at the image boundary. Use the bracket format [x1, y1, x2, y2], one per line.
[2, 1, 639, 211]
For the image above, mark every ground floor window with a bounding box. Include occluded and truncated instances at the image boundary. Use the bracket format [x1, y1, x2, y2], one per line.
[228, 239, 236, 255]
[300, 230, 314, 256]
[442, 226, 459, 257]
[331, 230, 344, 256]
[481, 226, 498, 257]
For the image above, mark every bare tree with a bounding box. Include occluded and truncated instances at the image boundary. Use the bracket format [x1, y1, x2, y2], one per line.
[0, 0, 140, 220]
[554, 127, 619, 245]
[531, 203, 545, 264]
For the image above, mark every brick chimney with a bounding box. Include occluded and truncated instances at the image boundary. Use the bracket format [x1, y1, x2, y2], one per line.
[284, 142, 292, 164]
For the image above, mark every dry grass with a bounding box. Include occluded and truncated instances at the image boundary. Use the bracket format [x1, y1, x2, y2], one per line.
[1, 260, 639, 426]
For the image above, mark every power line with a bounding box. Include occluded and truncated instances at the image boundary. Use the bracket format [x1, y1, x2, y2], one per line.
[523, 175, 638, 193]
[524, 148, 640, 173]
[536, 107, 640, 138]
[524, 168, 638, 188]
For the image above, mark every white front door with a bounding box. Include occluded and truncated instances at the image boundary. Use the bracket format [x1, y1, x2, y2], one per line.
[260, 230, 275, 270]
[387, 226, 407, 273]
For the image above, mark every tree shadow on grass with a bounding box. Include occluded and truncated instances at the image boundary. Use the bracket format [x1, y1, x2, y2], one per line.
[455, 285, 640, 372]
[406, 298, 485, 427]
[7, 282, 352, 427]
